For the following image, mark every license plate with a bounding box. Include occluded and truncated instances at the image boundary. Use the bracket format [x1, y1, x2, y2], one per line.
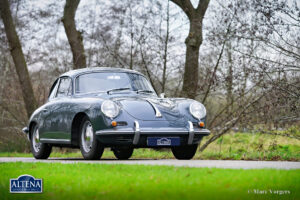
[147, 137, 180, 146]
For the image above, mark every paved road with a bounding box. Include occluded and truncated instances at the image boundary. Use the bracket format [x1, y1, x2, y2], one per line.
[0, 157, 299, 169]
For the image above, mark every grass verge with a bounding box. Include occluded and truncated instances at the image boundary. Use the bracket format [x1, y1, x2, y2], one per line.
[1, 132, 299, 161]
[0, 162, 299, 200]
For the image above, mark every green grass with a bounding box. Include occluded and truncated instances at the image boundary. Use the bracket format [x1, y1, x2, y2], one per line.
[198, 132, 300, 161]
[0, 162, 299, 200]
[1, 132, 299, 161]
[0, 149, 172, 159]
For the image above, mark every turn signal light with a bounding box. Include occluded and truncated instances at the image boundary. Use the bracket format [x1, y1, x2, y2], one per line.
[199, 121, 205, 128]
[111, 121, 117, 127]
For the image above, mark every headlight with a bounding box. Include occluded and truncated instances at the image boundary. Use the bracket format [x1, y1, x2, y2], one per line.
[189, 101, 206, 119]
[101, 100, 119, 118]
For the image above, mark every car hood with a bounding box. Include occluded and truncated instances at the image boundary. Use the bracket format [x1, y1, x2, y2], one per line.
[111, 96, 188, 121]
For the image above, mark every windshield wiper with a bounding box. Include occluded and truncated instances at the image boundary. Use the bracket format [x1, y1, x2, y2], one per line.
[107, 87, 130, 94]
[136, 90, 154, 94]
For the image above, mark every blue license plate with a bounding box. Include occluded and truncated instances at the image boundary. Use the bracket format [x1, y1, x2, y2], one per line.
[147, 137, 180, 146]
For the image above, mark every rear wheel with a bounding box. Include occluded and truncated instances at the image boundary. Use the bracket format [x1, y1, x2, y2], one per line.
[30, 124, 52, 159]
[113, 147, 134, 160]
[79, 116, 104, 160]
[171, 144, 198, 160]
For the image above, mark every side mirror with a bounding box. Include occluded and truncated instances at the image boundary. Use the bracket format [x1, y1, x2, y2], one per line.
[159, 93, 165, 98]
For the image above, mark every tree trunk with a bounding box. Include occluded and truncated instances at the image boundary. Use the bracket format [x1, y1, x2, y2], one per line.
[181, 20, 202, 98]
[62, 0, 86, 69]
[162, 0, 170, 93]
[129, 3, 134, 70]
[170, 0, 210, 99]
[0, 0, 37, 119]
[226, 43, 233, 108]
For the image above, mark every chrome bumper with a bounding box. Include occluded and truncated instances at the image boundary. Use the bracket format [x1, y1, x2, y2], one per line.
[95, 121, 210, 145]
[22, 127, 30, 141]
[22, 127, 29, 134]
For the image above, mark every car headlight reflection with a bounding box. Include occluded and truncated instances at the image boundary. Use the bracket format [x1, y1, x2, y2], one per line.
[189, 101, 206, 120]
[101, 100, 120, 118]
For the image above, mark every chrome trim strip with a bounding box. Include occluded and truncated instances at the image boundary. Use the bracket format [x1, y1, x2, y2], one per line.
[133, 121, 140, 145]
[95, 129, 210, 135]
[146, 100, 162, 118]
[40, 138, 71, 143]
[142, 130, 186, 133]
[187, 121, 194, 145]
[141, 130, 209, 134]
[201, 129, 210, 134]
[96, 130, 134, 135]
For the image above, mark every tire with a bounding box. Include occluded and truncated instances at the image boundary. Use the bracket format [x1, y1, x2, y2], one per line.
[30, 124, 52, 159]
[79, 116, 104, 160]
[113, 147, 134, 160]
[171, 144, 198, 160]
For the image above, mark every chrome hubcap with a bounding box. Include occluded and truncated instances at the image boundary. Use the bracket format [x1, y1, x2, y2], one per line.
[81, 121, 94, 152]
[32, 127, 41, 152]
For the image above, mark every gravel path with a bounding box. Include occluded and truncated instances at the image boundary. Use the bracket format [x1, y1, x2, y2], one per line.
[0, 157, 299, 169]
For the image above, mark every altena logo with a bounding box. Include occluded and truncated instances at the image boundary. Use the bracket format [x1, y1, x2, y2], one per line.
[10, 175, 42, 193]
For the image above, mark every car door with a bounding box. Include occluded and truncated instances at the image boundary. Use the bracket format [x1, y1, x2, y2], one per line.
[53, 77, 73, 141]
[38, 78, 59, 139]
[41, 77, 73, 142]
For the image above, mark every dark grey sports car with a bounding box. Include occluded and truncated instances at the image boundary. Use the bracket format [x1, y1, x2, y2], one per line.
[23, 67, 210, 160]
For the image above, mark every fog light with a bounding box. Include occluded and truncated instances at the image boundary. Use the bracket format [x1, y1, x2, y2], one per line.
[199, 121, 205, 128]
[111, 121, 117, 127]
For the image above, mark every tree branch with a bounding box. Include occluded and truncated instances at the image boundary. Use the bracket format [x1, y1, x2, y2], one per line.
[170, 0, 195, 19]
[196, 0, 210, 17]
[199, 94, 264, 151]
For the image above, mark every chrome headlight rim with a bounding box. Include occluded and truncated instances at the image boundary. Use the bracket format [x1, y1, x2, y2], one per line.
[101, 100, 120, 119]
[189, 101, 206, 120]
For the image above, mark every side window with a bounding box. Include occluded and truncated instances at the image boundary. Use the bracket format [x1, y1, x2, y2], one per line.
[48, 79, 59, 100]
[56, 77, 72, 98]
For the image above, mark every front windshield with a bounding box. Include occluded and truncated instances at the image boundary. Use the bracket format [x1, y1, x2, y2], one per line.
[75, 72, 155, 95]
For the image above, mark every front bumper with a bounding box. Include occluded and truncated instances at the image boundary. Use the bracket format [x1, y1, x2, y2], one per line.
[22, 127, 30, 140]
[95, 121, 210, 147]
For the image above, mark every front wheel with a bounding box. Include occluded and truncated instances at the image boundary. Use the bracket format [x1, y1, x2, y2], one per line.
[30, 125, 52, 159]
[171, 144, 198, 160]
[113, 147, 134, 160]
[79, 116, 104, 160]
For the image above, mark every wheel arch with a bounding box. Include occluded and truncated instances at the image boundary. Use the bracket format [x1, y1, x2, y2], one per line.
[28, 121, 38, 140]
[71, 112, 89, 147]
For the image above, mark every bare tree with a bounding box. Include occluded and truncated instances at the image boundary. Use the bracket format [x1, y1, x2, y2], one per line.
[170, 0, 210, 98]
[0, 0, 37, 118]
[62, 0, 86, 69]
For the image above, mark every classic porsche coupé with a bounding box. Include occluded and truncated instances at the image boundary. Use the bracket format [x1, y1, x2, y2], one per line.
[23, 68, 210, 160]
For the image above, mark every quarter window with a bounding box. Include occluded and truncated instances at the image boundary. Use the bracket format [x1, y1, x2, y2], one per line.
[56, 77, 72, 97]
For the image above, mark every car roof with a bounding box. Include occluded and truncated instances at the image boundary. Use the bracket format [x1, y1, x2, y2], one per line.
[60, 67, 144, 78]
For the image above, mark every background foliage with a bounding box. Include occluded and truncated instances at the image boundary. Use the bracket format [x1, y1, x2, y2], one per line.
[0, 0, 299, 154]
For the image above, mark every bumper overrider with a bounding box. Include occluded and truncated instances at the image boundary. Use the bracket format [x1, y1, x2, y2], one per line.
[95, 121, 210, 147]
[22, 127, 30, 140]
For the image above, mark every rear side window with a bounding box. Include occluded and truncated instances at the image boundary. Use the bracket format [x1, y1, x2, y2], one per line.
[56, 77, 72, 97]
